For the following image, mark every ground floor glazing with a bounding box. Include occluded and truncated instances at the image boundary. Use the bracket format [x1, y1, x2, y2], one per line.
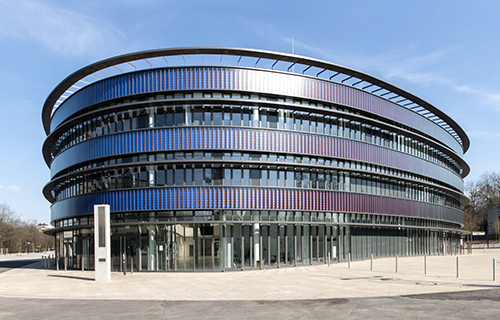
[54, 212, 464, 272]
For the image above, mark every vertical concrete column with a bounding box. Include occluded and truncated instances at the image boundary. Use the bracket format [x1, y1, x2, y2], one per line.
[225, 225, 232, 269]
[253, 223, 260, 268]
[149, 224, 156, 271]
[252, 107, 259, 127]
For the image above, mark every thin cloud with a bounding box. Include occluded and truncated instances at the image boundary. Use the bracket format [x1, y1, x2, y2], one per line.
[453, 84, 500, 106]
[466, 130, 500, 140]
[0, 0, 124, 56]
[281, 37, 500, 111]
[0, 185, 22, 192]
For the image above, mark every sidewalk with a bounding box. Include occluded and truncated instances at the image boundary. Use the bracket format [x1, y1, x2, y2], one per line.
[1, 249, 499, 301]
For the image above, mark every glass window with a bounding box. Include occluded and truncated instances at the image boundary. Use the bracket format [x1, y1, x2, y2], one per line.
[269, 211, 277, 221]
[233, 168, 242, 185]
[213, 106, 223, 125]
[310, 172, 317, 189]
[331, 117, 338, 136]
[193, 152, 202, 160]
[269, 169, 277, 187]
[194, 168, 203, 185]
[325, 172, 331, 189]
[156, 107, 165, 127]
[344, 172, 350, 191]
[192, 105, 203, 125]
[268, 110, 278, 129]
[102, 116, 109, 135]
[260, 109, 267, 127]
[204, 107, 212, 125]
[303, 172, 310, 188]
[243, 169, 250, 185]
[278, 170, 285, 187]
[175, 167, 184, 185]
[285, 111, 293, 130]
[318, 172, 325, 189]
[166, 167, 174, 185]
[122, 168, 132, 188]
[344, 120, 350, 138]
[286, 171, 294, 188]
[165, 108, 174, 126]
[213, 167, 223, 185]
[138, 108, 149, 129]
[123, 112, 131, 131]
[156, 166, 165, 186]
[213, 152, 223, 160]
[294, 112, 301, 131]
[309, 115, 316, 133]
[185, 168, 193, 185]
[204, 168, 212, 185]
[232, 109, 241, 126]
[317, 115, 324, 134]
[302, 114, 310, 132]
[250, 169, 260, 186]
[139, 166, 148, 187]
[174, 107, 184, 126]
[242, 108, 250, 126]
[224, 107, 231, 125]
[109, 115, 117, 133]
[261, 169, 268, 186]
[224, 168, 231, 185]
[295, 171, 302, 188]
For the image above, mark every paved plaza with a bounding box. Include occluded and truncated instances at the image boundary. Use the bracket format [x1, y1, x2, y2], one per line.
[0, 249, 499, 319]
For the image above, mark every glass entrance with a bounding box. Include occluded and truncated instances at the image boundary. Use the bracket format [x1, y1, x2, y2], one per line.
[111, 235, 138, 272]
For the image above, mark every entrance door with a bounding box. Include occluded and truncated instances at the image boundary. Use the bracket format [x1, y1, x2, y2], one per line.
[81, 237, 93, 270]
[111, 235, 138, 272]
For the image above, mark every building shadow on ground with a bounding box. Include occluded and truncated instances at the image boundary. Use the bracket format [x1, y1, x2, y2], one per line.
[48, 274, 94, 281]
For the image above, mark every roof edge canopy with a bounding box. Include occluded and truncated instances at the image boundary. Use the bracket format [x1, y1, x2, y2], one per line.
[42, 47, 470, 153]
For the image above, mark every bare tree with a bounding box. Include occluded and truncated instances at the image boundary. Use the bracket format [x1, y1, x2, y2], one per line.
[0, 203, 53, 253]
[0, 203, 19, 251]
[463, 172, 500, 232]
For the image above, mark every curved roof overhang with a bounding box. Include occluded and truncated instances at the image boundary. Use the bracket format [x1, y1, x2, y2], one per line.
[42, 47, 470, 153]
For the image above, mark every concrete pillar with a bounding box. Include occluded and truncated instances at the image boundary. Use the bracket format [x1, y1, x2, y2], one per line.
[253, 223, 260, 268]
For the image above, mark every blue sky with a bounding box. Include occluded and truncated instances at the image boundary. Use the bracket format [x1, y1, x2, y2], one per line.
[0, 0, 498, 223]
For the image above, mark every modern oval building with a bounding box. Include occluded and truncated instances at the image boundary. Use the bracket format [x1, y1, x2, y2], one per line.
[42, 47, 469, 272]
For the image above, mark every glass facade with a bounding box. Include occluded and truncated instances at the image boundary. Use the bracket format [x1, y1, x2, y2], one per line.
[42, 47, 469, 272]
